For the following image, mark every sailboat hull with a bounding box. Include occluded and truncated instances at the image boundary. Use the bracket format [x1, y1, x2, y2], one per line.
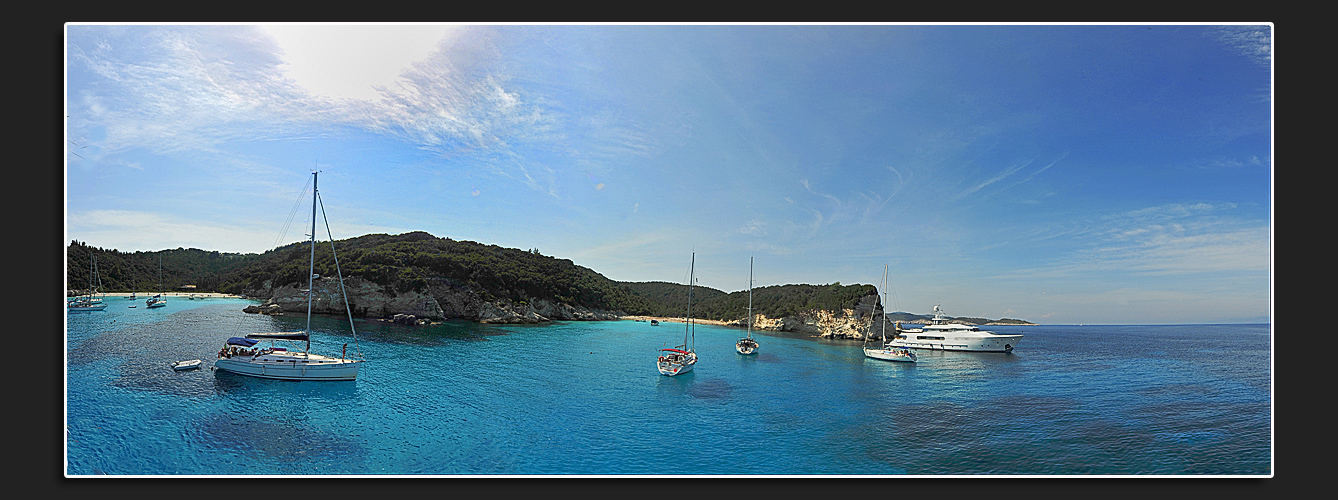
[657, 360, 695, 376]
[863, 347, 917, 363]
[736, 341, 758, 355]
[215, 353, 361, 381]
[657, 348, 697, 376]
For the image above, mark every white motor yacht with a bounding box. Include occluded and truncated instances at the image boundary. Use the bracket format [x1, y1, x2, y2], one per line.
[886, 305, 1022, 353]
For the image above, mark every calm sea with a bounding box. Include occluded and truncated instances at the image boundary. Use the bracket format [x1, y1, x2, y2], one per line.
[64, 298, 1272, 476]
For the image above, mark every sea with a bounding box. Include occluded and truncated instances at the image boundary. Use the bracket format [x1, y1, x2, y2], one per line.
[64, 297, 1272, 477]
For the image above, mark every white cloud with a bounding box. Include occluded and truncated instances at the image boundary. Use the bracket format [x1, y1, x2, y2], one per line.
[263, 25, 459, 102]
[739, 219, 765, 236]
[67, 25, 554, 168]
[66, 210, 282, 254]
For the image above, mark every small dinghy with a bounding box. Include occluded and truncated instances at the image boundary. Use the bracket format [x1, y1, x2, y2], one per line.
[171, 359, 202, 371]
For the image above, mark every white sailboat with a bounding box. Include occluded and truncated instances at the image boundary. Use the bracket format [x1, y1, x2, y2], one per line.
[863, 265, 916, 363]
[145, 256, 167, 309]
[735, 256, 758, 355]
[68, 250, 107, 312]
[657, 253, 698, 376]
[213, 170, 364, 381]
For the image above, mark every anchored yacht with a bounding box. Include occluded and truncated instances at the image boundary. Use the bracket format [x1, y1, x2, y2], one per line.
[887, 305, 1022, 353]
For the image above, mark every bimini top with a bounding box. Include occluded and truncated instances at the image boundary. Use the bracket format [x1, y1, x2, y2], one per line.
[244, 332, 310, 341]
[226, 337, 259, 347]
[659, 348, 690, 354]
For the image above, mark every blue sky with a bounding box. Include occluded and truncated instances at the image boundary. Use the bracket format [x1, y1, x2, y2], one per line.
[64, 23, 1272, 325]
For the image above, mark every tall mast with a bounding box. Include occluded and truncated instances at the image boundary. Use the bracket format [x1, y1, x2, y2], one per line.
[685, 252, 695, 350]
[306, 170, 317, 354]
[93, 252, 101, 294]
[747, 256, 753, 339]
[880, 265, 888, 343]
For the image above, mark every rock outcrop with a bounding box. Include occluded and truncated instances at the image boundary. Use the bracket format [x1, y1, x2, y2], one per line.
[245, 275, 623, 324]
[476, 297, 623, 324]
[722, 294, 882, 339]
[241, 303, 284, 315]
[391, 313, 427, 325]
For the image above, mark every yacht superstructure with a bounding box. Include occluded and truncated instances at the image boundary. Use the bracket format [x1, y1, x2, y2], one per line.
[887, 305, 1022, 353]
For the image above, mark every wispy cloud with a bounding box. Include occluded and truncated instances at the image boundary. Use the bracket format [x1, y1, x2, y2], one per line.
[992, 202, 1269, 280]
[738, 219, 766, 236]
[799, 178, 840, 206]
[1010, 153, 1066, 187]
[67, 25, 562, 192]
[1209, 24, 1272, 68]
[954, 158, 1032, 201]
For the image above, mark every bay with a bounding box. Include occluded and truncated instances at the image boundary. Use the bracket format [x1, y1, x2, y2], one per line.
[64, 298, 1272, 476]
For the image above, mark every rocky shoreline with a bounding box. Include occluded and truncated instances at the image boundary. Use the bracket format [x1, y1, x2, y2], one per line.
[239, 275, 622, 325]
[619, 293, 884, 339]
[235, 276, 1029, 338]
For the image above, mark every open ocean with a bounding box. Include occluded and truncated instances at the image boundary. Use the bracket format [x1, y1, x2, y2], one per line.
[64, 297, 1272, 476]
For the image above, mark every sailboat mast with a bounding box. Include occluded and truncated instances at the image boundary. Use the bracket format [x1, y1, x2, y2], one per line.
[880, 265, 888, 343]
[306, 171, 317, 354]
[747, 256, 753, 339]
[93, 252, 102, 294]
[685, 252, 695, 349]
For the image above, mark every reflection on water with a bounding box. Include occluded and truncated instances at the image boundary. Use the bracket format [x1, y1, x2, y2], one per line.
[751, 352, 782, 363]
[686, 378, 733, 400]
[192, 412, 365, 463]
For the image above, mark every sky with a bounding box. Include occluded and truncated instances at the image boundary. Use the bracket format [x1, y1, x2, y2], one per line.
[63, 23, 1273, 325]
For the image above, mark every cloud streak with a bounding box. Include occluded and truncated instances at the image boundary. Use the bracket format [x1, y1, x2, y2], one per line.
[1210, 24, 1272, 68]
[992, 202, 1269, 281]
[954, 158, 1032, 201]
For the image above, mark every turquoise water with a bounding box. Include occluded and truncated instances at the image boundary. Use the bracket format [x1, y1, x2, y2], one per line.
[64, 298, 1272, 476]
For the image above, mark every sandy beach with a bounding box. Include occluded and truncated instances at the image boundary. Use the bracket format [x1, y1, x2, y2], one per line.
[620, 315, 734, 327]
[101, 291, 246, 299]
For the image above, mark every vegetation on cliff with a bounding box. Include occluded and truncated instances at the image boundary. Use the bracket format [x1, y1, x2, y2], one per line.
[66, 233, 1033, 324]
[210, 231, 661, 315]
[65, 241, 261, 293]
[618, 281, 877, 322]
[719, 283, 875, 322]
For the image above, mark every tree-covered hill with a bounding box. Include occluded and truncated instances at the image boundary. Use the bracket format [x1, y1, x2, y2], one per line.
[617, 281, 881, 322]
[66, 232, 1032, 324]
[208, 231, 663, 315]
[618, 281, 728, 318]
[693, 283, 878, 322]
[66, 241, 263, 294]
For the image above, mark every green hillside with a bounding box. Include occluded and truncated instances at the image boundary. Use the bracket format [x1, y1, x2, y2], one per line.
[66, 232, 1029, 324]
[66, 241, 262, 294]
